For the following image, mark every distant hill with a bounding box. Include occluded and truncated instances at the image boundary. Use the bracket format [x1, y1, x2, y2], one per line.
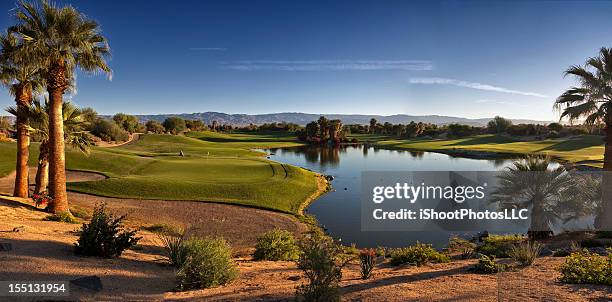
[115, 112, 552, 127]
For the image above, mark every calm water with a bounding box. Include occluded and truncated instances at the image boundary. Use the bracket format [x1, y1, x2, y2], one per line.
[264, 145, 518, 248]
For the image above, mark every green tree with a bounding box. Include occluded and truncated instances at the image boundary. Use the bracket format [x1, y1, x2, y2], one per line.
[112, 113, 140, 133]
[145, 120, 165, 134]
[487, 116, 513, 133]
[369, 118, 377, 134]
[12, 0, 112, 213]
[554, 47, 612, 230]
[0, 30, 45, 198]
[163, 117, 186, 134]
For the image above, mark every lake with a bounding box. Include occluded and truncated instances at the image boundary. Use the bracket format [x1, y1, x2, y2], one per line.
[264, 145, 520, 248]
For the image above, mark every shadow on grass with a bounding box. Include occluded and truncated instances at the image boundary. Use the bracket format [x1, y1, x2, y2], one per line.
[447, 135, 517, 146]
[538, 136, 603, 152]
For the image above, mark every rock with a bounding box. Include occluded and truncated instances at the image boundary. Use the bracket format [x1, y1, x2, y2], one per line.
[287, 275, 300, 281]
[0, 242, 12, 252]
[70, 276, 103, 292]
[12, 226, 25, 233]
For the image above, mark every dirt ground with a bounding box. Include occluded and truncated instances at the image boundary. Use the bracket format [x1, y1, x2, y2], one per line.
[0, 172, 611, 301]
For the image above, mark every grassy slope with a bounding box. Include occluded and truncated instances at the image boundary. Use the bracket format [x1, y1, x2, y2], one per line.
[0, 131, 317, 214]
[351, 134, 604, 166]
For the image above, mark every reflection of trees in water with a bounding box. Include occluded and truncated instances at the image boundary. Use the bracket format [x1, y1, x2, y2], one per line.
[409, 151, 424, 159]
[362, 145, 369, 157]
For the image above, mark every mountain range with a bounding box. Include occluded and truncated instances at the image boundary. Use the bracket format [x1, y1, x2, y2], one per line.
[124, 112, 552, 127]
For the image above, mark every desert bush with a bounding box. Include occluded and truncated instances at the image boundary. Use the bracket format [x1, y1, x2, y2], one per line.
[509, 241, 543, 266]
[389, 242, 450, 266]
[74, 203, 140, 258]
[253, 229, 299, 261]
[176, 237, 238, 290]
[295, 234, 347, 302]
[359, 248, 377, 280]
[158, 228, 188, 267]
[445, 236, 476, 259]
[44, 211, 79, 224]
[473, 255, 503, 274]
[475, 234, 525, 258]
[558, 249, 612, 285]
[70, 207, 89, 219]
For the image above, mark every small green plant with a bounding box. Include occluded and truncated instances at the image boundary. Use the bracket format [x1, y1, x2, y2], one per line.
[389, 242, 450, 266]
[44, 211, 79, 224]
[509, 241, 543, 266]
[473, 255, 502, 274]
[446, 236, 476, 259]
[158, 228, 188, 267]
[74, 203, 140, 258]
[558, 249, 612, 285]
[359, 248, 377, 280]
[475, 234, 525, 258]
[69, 207, 89, 219]
[253, 229, 299, 261]
[295, 234, 347, 302]
[176, 237, 238, 290]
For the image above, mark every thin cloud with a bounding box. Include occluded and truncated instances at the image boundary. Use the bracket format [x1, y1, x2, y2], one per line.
[475, 99, 528, 107]
[409, 77, 548, 98]
[222, 60, 433, 71]
[189, 47, 227, 51]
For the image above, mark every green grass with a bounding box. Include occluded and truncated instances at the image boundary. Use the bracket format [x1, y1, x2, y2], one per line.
[352, 134, 604, 167]
[0, 131, 317, 214]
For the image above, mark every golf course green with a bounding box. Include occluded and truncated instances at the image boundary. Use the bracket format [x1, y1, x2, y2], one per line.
[0, 131, 319, 214]
[351, 134, 604, 167]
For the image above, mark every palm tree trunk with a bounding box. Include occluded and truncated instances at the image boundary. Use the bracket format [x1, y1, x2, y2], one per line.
[596, 123, 612, 230]
[13, 86, 31, 198]
[34, 141, 49, 195]
[528, 200, 552, 239]
[47, 60, 69, 214]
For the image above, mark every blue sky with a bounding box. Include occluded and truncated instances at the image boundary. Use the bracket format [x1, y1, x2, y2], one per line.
[1, 0, 612, 120]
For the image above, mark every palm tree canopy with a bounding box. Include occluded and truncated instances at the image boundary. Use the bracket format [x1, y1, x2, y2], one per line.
[491, 156, 598, 229]
[10, 0, 111, 90]
[0, 30, 45, 97]
[555, 47, 612, 125]
[6, 99, 92, 154]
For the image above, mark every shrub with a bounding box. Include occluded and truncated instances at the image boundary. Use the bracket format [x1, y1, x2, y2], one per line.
[445, 236, 476, 259]
[475, 234, 525, 258]
[253, 229, 299, 261]
[509, 241, 543, 266]
[145, 120, 166, 134]
[44, 211, 79, 224]
[176, 237, 238, 290]
[91, 118, 129, 142]
[158, 228, 188, 267]
[558, 249, 612, 285]
[553, 249, 571, 257]
[295, 234, 347, 302]
[70, 207, 89, 219]
[473, 255, 502, 274]
[359, 248, 377, 280]
[162, 117, 186, 134]
[74, 203, 140, 258]
[389, 242, 450, 266]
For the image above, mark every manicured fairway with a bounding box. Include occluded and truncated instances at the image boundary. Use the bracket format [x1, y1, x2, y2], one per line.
[351, 134, 604, 167]
[0, 131, 318, 214]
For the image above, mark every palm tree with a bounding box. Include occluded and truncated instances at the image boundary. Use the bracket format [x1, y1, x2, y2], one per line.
[491, 157, 597, 239]
[554, 47, 612, 230]
[0, 30, 44, 198]
[9, 100, 91, 195]
[11, 0, 111, 213]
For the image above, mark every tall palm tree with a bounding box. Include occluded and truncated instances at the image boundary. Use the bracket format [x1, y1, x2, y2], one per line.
[0, 30, 44, 198]
[11, 0, 111, 213]
[554, 47, 612, 230]
[9, 99, 91, 195]
[491, 157, 597, 239]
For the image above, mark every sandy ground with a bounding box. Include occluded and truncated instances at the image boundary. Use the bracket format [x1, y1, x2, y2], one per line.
[0, 171, 611, 301]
